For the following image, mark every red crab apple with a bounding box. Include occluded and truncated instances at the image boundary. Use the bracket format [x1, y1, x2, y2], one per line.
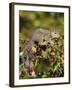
[28, 67, 33, 75]
[60, 53, 64, 60]
[51, 48, 56, 52]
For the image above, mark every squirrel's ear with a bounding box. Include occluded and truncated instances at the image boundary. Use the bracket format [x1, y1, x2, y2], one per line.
[50, 27, 56, 32]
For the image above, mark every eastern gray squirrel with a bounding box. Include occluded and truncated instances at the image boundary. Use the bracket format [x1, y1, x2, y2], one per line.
[22, 28, 60, 76]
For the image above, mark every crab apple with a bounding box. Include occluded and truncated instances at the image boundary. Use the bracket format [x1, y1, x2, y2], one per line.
[37, 47, 41, 52]
[28, 67, 33, 75]
[51, 48, 56, 52]
[60, 53, 64, 60]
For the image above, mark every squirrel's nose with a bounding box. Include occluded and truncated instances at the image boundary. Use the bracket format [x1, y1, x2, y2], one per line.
[43, 39, 45, 42]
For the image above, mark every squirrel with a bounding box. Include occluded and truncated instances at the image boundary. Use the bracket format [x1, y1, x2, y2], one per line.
[22, 28, 60, 76]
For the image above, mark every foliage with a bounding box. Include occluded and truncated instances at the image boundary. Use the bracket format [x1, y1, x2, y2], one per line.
[19, 35, 64, 79]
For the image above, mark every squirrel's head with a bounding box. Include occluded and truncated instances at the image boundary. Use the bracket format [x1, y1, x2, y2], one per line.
[32, 28, 51, 45]
[51, 31, 60, 39]
[31, 28, 60, 46]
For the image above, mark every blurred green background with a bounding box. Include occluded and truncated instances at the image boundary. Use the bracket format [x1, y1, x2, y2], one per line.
[19, 10, 64, 52]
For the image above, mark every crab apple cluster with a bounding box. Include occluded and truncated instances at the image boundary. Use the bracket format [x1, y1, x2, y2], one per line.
[26, 36, 64, 78]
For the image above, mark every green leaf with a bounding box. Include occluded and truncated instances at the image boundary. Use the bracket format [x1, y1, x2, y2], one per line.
[47, 48, 51, 52]
[56, 51, 60, 56]
[42, 51, 48, 57]
[42, 74, 47, 78]
[51, 52, 55, 56]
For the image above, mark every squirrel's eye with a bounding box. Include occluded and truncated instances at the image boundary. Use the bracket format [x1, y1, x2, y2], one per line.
[43, 39, 45, 42]
[55, 33, 56, 34]
[34, 41, 38, 45]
